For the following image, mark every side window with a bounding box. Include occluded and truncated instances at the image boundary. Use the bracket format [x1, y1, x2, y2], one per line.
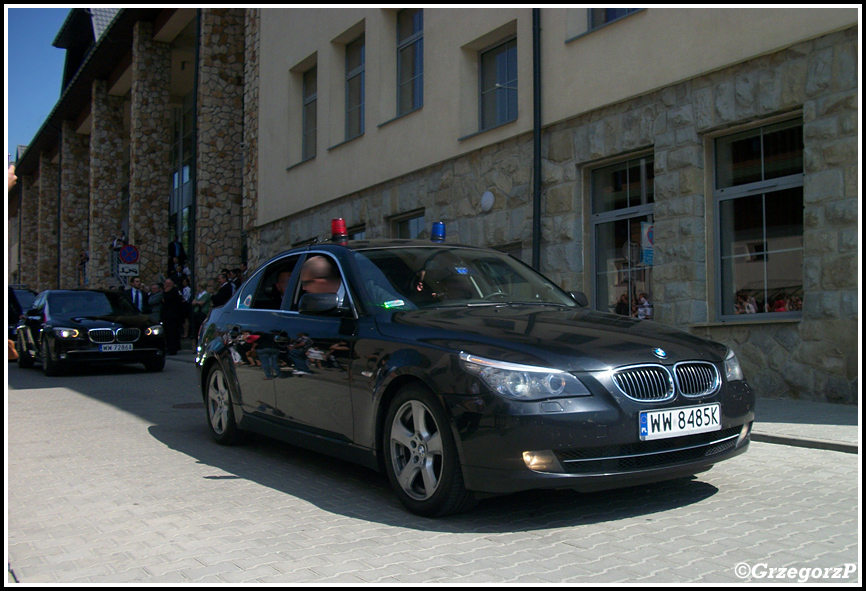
[291, 254, 348, 313]
[245, 256, 301, 310]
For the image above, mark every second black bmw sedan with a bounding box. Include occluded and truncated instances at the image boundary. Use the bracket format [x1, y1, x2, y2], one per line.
[17, 289, 167, 376]
[196, 235, 754, 517]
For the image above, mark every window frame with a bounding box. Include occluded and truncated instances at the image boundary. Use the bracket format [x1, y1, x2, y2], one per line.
[396, 8, 423, 117]
[478, 36, 518, 132]
[589, 154, 655, 316]
[712, 119, 805, 322]
[302, 66, 317, 162]
[345, 34, 366, 141]
[588, 8, 642, 31]
[390, 209, 426, 240]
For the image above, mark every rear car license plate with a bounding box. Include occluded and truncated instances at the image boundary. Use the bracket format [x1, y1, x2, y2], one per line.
[639, 403, 720, 441]
[100, 343, 133, 352]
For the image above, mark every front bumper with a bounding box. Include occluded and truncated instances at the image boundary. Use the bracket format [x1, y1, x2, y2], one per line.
[444, 380, 754, 495]
[52, 341, 165, 364]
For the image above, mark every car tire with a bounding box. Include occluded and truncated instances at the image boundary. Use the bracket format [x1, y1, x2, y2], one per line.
[383, 384, 476, 517]
[205, 363, 243, 445]
[41, 338, 62, 377]
[16, 334, 34, 369]
[144, 355, 165, 372]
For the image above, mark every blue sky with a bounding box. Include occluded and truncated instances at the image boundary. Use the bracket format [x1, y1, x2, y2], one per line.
[6, 7, 71, 163]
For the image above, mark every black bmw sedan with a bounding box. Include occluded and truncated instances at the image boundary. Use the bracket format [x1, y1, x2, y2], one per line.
[196, 234, 754, 517]
[17, 289, 167, 375]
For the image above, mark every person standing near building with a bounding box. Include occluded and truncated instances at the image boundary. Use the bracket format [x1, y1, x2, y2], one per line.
[161, 278, 183, 355]
[125, 276, 150, 314]
[148, 282, 164, 324]
[191, 281, 213, 341]
[211, 273, 233, 308]
[167, 235, 187, 275]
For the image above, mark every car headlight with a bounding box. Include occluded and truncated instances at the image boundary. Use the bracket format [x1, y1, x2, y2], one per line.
[146, 325, 164, 337]
[52, 327, 80, 339]
[724, 348, 744, 382]
[459, 352, 591, 400]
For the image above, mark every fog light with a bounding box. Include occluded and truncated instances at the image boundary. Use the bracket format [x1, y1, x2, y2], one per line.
[522, 450, 564, 473]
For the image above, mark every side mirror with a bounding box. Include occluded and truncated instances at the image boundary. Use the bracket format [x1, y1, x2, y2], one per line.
[299, 293, 340, 314]
[570, 291, 589, 307]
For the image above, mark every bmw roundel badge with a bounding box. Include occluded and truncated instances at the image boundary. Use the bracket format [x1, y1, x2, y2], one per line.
[652, 348, 668, 359]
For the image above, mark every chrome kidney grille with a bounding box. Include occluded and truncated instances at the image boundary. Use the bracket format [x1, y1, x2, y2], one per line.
[88, 328, 115, 343]
[612, 365, 675, 402]
[115, 328, 141, 343]
[87, 328, 141, 344]
[612, 362, 720, 402]
[675, 362, 720, 397]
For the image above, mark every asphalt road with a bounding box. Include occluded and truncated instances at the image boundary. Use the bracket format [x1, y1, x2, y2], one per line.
[6, 358, 860, 584]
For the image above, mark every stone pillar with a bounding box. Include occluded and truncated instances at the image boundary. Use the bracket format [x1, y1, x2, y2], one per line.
[652, 84, 708, 327]
[37, 153, 60, 291]
[130, 21, 172, 285]
[18, 175, 40, 287]
[60, 120, 91, 288]
[243, 8, 261, 269]
[196, 8, 245, 283]
[90, 79, 126, 289]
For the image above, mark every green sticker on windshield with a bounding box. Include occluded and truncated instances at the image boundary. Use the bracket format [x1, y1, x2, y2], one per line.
[383, 300, 405, 309]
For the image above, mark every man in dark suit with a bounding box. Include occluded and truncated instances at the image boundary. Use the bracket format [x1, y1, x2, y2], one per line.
[211, 273, 234, 308]
[167, 235, 187, 274]
[125, 276, 151, 314]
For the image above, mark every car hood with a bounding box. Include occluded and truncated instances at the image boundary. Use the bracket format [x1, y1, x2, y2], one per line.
[374, 305, 727, 372]
[50, 314, 154, 331]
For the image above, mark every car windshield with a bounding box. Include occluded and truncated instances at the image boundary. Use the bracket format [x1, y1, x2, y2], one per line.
[353, 246, 578, 311]
[47, 291, 140, 317]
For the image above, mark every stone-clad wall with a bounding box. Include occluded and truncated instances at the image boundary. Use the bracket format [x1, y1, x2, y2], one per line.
[251, 27, 857, 403]
[195, 8, 246, 284]
[37, 153, 60, 290]
[691, 28, 858, 403]
[89, 79, 126, 289]
[243, 9, 260, 250]
[19, 175, 39, 287]
[131, 21, 172, 285]
[60, 121, 91, 288]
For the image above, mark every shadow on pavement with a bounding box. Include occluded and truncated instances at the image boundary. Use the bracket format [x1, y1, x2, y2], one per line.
[147, 419, 719, 533]
[9, 360, 719, 532]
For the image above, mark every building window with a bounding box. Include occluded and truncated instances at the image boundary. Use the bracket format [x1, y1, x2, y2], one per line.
[392, 211, 426, 239]
[589, 8, 641, 30]
[715, 119, 804, 319]
[591, 155, 654, 317]
[348, 224, 366, 240]
[480, 37, 517, 131]
[397, 8, 423, 116]
[302, 67, 317, 161]
[346, 34, 365, 140]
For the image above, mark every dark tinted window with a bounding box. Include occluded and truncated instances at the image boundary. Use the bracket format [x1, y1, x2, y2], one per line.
[47, 291, 139, 317]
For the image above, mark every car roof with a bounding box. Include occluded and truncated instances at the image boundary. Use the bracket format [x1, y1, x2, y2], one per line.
[282, 239, 490, 255]
[258, 239, 497, 268]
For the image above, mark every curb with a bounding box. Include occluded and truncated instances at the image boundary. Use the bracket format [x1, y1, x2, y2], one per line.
[751, 432, 858, 455]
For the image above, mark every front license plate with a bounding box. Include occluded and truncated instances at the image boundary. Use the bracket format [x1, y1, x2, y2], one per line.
[639, 403, 721, 441]
[99, 343, 133, 352]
